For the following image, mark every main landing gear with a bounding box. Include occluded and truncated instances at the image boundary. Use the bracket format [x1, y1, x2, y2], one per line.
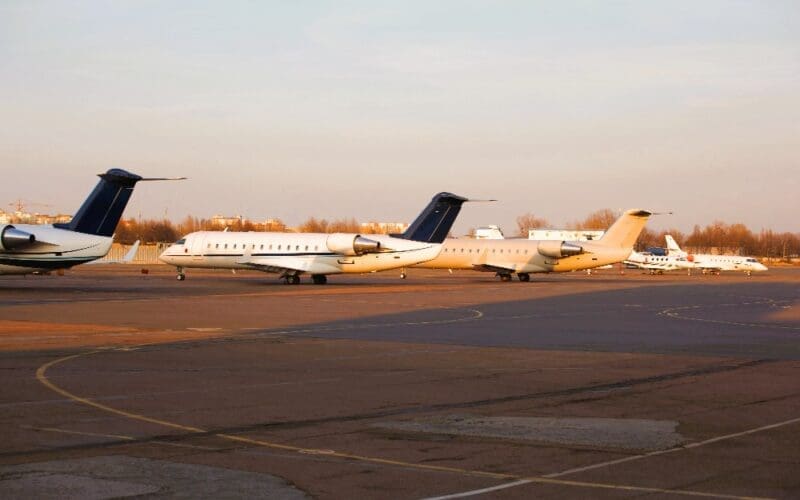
[283, 275, 301, 285]
[176, 267, 186, 281]
[497, 272, 530, 282]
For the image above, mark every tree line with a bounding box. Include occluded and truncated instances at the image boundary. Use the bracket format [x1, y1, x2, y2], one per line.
[113, 210, 799, 260]
[516, 209, 800, 259]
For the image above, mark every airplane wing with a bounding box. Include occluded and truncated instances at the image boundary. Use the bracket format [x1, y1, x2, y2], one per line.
[472, 263, 516, 273]
[236, 255, 314, 275]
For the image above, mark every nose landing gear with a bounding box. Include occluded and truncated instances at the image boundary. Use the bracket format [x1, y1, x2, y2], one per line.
[176, 267, 186, 281]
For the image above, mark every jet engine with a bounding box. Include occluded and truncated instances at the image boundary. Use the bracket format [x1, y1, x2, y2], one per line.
[0, 225, 36, 251]
[537, 240, 583, 259]
[326, 233, 381, 256]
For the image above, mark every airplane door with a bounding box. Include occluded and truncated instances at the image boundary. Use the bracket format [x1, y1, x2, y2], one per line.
[190, 234, 206, 260]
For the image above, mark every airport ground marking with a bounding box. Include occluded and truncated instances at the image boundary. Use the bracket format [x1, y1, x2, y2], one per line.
[546, 414, 800, 478]
[21, 425, 135, 442]
[35, 349, 778, 500]
[422, 478, 771, 500]
[659, 297, 799, 332]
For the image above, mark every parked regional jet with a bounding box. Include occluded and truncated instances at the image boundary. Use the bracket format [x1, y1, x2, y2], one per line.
[663, 235, 767, 276]
[159, 192, 469, 284]
[1, 170, 181, 276]
[413, 209, 652, 281]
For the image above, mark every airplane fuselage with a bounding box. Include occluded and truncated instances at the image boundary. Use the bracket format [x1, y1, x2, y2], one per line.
[415, 238, 632, 273]
[159, 231, 442, 276]
[0, 224, 113, 275]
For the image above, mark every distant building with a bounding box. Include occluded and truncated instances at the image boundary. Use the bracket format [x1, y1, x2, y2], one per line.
[0, 209, 71, 225]
[474, 225, 505, 239]
[360, 222, 409, 234]
[528, 229, 604, 241]
[34, 213, 72, 225]
[211, 214, 246, 227]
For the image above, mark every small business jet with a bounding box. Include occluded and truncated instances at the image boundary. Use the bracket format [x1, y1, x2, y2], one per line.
[625, 250, 691, 274]
[664, 235, 767, 276]
[414, 209, 652, 281]
[159, 192, 469, 284]
[1, 170, 180, 276]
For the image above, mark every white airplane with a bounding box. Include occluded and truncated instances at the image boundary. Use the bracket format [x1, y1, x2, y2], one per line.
[624, 250, 691, 274]
[413, 209, 652, 281]
[1, 170, 181, 276]
[159, 192, 470, 284]
[664, 235, 767, 276]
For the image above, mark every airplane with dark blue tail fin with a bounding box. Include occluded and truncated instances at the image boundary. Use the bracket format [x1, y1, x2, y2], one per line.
[160, 192, 471, 284]
[1, 169, 184, 275]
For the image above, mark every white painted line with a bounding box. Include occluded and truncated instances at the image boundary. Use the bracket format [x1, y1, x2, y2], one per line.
[421, 479, 534, 499]
[547, 415, 800, 478]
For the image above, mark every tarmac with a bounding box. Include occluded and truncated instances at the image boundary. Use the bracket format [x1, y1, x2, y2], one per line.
[1, 265, 798, 499]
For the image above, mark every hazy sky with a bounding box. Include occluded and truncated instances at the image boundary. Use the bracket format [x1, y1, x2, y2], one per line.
[2, 1, 798, 234]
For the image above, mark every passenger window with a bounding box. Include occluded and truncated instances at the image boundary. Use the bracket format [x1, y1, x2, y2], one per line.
[269, 244, 273, 250]
[278, 245, 281, 250]
[296, 245, 300, 251]
[305, 245, 309, 251]
[260, 244, 264, 250]
[224, 244, 228, 249]
[315, 245, 318, 251]
[215, 243, 219, 249]
[233, 244, 237, 249]
[207, 243, 210, 249]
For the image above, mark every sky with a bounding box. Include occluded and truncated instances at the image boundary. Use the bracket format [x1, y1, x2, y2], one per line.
[1, 1, 798, 235]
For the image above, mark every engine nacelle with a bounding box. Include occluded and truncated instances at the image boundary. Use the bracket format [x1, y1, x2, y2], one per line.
[326, 233, 381, 256]
[0, 225, 36, 251]
[537, 240, 583, 259]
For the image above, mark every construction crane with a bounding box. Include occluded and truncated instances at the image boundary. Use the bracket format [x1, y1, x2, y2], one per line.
[8, 199, 52, 213]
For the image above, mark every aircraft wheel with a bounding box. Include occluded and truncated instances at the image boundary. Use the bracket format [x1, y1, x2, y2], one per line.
[400, 272, 407, 279]
[312, 274, 327, 285]
[176, 273, 186, 281]
[290, 275, 301, 285]
[499, 273, 512, 282]
[517, 273, 530, 282]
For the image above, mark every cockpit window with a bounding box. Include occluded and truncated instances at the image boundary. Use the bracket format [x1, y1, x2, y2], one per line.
[175, 238, 186, 245]
[746, 258, 757, 262]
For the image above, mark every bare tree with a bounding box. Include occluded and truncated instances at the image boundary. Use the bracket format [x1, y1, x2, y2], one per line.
[516, 213, 549, 237]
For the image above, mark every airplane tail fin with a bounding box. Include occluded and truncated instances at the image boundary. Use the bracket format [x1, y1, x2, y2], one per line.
[398, 192, 469, 243]
[598, 209, 652, 249]
[56, 169, 185, 237]
[665, 235, 682, 253]
[56, 169, 144, 237]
